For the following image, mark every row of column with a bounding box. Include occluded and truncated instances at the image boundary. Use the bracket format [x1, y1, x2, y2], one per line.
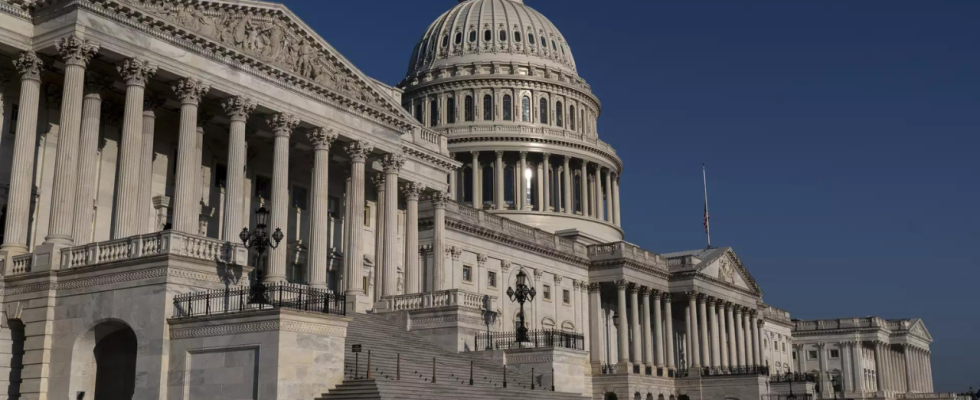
[453, 151, 620, 226]
[802, 341, 933, 395]
[588, 281, 676, 370]
[684, 292, 763, 370]
[0, 37, 424, 307]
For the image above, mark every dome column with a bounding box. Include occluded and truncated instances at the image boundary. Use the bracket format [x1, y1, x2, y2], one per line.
[495, 151, 505, 210]
[594, 165, 604, 221]
[542, 153, 551, 211]
[471, 151, 482, 209]
[535, 158, 545, 211]
[563, 156, 572, 214]
[612, 173, 621, 226]
[519, 151, 529, 210]
[604, 168, 613, 223]
[579, 162, 588, 216]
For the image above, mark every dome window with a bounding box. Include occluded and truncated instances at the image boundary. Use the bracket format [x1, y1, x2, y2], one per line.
[464, 96, 474, 122]
[503, 95, 513, 121]
[569, 105, 576, 130]
[528, 33, 536, 45]
[521, 96, 531, 122]
[556, 101, 563, 127]
[441, 35, 449, 48]
[429, 99, 439, 127]
[483, 94, 493, 121]
[514, 32, 522, 43]
[561, 45, 566, 55]
[455, 32, 463, 45]
[447, 97, 457, 124]
[469, 31, 477, 43]
[484, 30, 492, 42]
[414, 103, 423, 123]
[499, 30, 507, 42]
[552, 40, 557, 51]
[539, 98, 549, 125]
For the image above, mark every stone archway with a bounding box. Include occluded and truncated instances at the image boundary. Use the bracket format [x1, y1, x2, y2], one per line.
[604, 392, 618, 400]
[69, 320, 138, 400]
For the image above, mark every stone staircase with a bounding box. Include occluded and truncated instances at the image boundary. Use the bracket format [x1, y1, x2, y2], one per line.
[316, 313, 587, 400]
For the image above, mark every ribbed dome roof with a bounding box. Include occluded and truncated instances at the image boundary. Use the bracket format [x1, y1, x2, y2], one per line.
[406, 0, 577, 78]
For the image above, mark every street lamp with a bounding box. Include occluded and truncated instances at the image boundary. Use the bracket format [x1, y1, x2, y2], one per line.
[787, 372, 797, 400]
[506, 268, 536, 344]
[240, 206, 284, 304]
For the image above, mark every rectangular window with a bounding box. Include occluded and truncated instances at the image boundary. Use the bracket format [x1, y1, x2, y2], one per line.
[414, 103, 423, 123]
[292, 185, 308, 210]
[429, 99, 439, 127]
[462, 265, 473, 282]
[562, 289, 571, 305]
[543, 284, 551, 300]
[829, 349, 840, 359]
[487, 271, 497, 288]
[792, 351, 797, 360]
[807, 350, 818, 360]
[254, 175, 271, 200]
[447, 97, 456, 124]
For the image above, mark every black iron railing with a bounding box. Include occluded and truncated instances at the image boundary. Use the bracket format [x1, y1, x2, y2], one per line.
[475, 329, 585, 351]
[172, 283, 345, 318]
[762, 395, 814, 400]
[769, 372, 818, 383]
[701, 365, 770, 376]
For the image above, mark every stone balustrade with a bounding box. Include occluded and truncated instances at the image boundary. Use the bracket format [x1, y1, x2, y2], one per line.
[760, 304, 792, 324]
[896, 393, 968, 399]
[443, 124, 617, 155]
[587, 241, 668, 271]
[793, 316, 888, 331]
[379, 289, 496, 312]
[48, 230, 248, 271]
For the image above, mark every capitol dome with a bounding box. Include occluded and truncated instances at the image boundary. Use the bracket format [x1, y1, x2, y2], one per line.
[406, 0, 578, 78]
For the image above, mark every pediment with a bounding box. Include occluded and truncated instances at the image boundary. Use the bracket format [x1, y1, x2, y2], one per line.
[110, 0, 414, 129]
[908, 319, 933, 342]
[698, 248, 762, 295]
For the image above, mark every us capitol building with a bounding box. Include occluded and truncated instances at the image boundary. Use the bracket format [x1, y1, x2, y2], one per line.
[0, 0, 956, 399]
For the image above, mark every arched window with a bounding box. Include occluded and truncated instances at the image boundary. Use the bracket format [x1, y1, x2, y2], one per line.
[447, 97, 456, 124]
[429, 99, 438, 127]
[504, 164, 515, 206]
[499, 30, 507, 41]
[521, 96, 531, 122]
[552, 40, 557, 51]
[502, 95, 513, 121]
[539, 98, 549, 124]
[528, 33, 536, 45]
[514, 32, 522, 43]
[464, 96, 474, 122]
[455, 32, 463, 45]
[483, 94, 493, 121]
[555, 101, 563, 127]
[469, 31, 477, 43]
[441, 35, 449, 47]
[569, 105, 576, 130]
[482, 165, 494, 205]
[484, 30, 492, 42]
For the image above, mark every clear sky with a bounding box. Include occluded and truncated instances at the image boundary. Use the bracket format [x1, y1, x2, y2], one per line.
[277, 0, 979, 391]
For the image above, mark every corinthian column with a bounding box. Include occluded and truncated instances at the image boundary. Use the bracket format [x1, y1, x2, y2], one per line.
[562, 156, 572, 214]
[402, 182, 425, 294]
[542, 153, 551, 211]
[604, 169, 613, 222]
[112, 58, 157, 239]
[612, 173, 621, 226]
[495, 151, 504, 210]
[579, 162, 588, 215]
[742, 310, 753, 366]
[518, 151, 528, 210]
[751, 312, 762, 365]
[71, 73, 113, 245]
[265, 112, 298, 283]
[719, 302, 730, 369]
[38, 36, 99, 263]
[381, 153, 404, 297]
[306, 127, 337, 289]
[595, 166, 604, 220]
[220, 96, 256, 241]
[431, 191, 447, 291]
[371, 174, 385, 300]
[664, 293, 675, 369]
[344, 141, 373, 310]
[171, 78, 210, 233]
[688, 292, 701, 368]
[0, 52, 44, 262]
[616, 280, 630, 364]
[708, 298, 720, 368]
[139, 94, 165, 234]
[653, 290, 664, 368]
[640, 287, 653, 366]
[734, 306, 745, 367]
[726, 303, 737, 367]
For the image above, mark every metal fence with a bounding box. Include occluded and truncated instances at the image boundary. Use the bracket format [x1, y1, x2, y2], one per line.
[762, 395, 814, 400]
[475, 329, 585, 351]
[172, 283, 346, 318]
[769, 372, 818, 383]
[701, 365, 770, 377]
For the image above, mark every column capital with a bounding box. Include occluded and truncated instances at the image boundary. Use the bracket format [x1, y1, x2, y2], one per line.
[563, 155, 571, 163]
[542, 152, 551, 159]
[588, 282, 601, 293]
[533, 269, 543, 279]
[222, 96, 257, 122]
[449, 246, 463, 260]
[638, 286, 650, 296]
[382, 153, 406, 173]
[56, 35, 100, 67]
[346, 140, 374, 162]
[267, 112, 298, 137]
[501, 260, 511, 274]
[494, 150, 504, 158]
[13, 51, 44, 81]
[371, 173, 385, 192]
[519, 151, 528, 160]
[116, 58, 156, 87]
[685, 290, 699, 298]
[733, 305, 743, 315]
[172, 78, 210, 105]
[553, 274, 562, 285]
[628, 282, 639, 294]
[306, 127, 338, 150]
[83, 72, 113, 96]
[428, 189, 448, 208]
[615, 279, 628, 290]
[401, 182, 426, 201]
[476, 253, 488, 266]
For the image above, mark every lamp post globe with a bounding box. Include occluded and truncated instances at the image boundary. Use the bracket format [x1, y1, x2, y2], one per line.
[506, 268, 535, 344]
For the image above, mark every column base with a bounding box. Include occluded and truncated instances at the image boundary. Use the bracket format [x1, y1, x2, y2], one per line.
[32, 241, 70, 271]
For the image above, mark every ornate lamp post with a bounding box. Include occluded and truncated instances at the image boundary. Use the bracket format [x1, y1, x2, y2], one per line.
[506, 268, 536, 344]
[787, 372, 797, 400]
[239, 206, 284, 304]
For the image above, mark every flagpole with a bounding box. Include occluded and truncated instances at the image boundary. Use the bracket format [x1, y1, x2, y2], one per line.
[703, 163, 711, 249]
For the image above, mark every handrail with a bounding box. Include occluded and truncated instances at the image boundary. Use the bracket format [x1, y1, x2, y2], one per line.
[475, 329, 585, 351]
[171, 283, 345, 318]
[380, 289, 495, 312]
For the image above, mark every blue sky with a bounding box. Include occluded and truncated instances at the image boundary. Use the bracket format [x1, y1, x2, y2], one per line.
[277, 0, 980, 391]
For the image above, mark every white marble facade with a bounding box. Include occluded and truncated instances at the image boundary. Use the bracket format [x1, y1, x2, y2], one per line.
[0, 0, 951, 399]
